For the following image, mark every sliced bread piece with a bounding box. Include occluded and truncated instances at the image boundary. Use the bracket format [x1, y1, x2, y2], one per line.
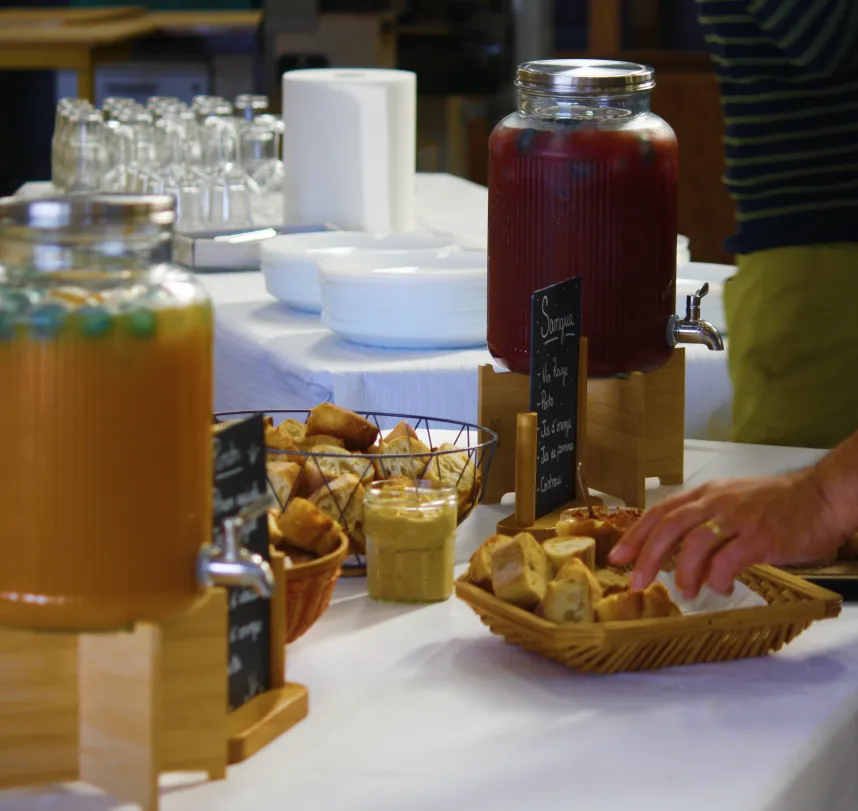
[537, 558, 604, 624]
[490, 532, 552, 610]
[542, 536, 596, 574]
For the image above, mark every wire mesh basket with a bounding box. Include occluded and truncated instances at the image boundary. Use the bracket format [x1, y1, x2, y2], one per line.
[214, 409, 498, 574]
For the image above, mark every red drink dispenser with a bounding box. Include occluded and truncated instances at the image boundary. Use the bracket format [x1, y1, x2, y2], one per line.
[488, 59, 717, 378]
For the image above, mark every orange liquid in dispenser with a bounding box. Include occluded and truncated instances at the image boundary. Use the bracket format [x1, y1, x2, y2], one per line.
[0, 302, 213, 631]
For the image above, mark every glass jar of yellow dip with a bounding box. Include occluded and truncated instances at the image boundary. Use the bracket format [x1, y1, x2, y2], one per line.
[364, 480, 458, 603]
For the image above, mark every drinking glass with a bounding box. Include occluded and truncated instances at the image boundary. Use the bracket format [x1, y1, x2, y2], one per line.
[208, 170, 257, 228]
[51, 98, 91, 191]
[235, 94, 269, 122]
[239, 120, 285, 224]
[63, 110, 109, 194]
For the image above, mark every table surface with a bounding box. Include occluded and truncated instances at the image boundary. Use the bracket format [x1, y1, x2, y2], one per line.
[0, 7, 395, 46]
[2, 439, 857, 811]
[194, 173, 734, 441]
[0, 9, 264, 48]
[0, 13, 155, 47]
[0, 6, 143, 25]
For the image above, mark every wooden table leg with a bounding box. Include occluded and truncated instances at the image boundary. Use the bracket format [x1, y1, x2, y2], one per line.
[76, 53, 95, 102]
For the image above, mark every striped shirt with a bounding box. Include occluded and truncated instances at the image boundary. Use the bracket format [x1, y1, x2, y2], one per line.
[696, 0, 858, 255]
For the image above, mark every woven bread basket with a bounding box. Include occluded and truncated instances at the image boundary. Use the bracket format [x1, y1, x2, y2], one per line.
[456, 564, 841, 674]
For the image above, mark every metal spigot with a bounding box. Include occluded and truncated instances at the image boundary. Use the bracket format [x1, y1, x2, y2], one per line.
[668, 282, 724, 351]
[197, 493, 276, 598]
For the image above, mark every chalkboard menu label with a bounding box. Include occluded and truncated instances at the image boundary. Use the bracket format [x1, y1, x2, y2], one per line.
[529, 277, 582, 519]
[212, 415, 272, 711]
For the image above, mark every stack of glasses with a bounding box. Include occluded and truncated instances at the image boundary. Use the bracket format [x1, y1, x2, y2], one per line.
[51, 94, 286, 231]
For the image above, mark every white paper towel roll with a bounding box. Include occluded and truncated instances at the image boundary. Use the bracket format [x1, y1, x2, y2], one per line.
[282, 68, 417, 234]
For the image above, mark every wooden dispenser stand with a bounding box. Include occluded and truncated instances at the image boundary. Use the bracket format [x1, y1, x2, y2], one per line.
[479, 344, 686, 515]
[0, 550, 308, 811]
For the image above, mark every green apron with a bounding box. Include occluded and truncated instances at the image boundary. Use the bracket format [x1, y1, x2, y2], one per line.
[725, 244, 858, 449]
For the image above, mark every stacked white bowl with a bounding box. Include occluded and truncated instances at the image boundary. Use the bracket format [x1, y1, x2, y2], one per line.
[260, 232, 457, 314]
[260, 230, 714, 348]
[316, 249, 487, 349]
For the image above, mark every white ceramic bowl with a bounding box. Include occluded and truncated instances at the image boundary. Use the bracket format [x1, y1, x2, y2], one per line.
[318, 249, 488, 349]
[260, 231, 456, 313]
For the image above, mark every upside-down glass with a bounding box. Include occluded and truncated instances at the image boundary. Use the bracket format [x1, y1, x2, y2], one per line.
[51, 98, 91, 191]
[239, 120, 285, 223]
[235, 93, 269, 121]
[62, 109, 109, 194]
[50, 94, 284, 228]
[0, 195, 215, 632]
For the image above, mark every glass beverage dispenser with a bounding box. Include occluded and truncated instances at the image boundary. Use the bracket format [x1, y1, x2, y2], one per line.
[487, 59, 722, 378]
[0, 195, 271, 632]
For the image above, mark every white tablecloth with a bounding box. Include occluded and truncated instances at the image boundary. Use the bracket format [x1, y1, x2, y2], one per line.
[14, 176, 734, 440]
[202, 173, 733, 440]
[3, 439, 857, 811]
[201, 267, 732, 442]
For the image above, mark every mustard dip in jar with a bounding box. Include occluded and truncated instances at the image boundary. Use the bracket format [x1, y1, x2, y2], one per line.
[365, 480, 458, 603]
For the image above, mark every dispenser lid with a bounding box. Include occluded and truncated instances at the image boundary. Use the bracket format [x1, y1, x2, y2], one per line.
[515, 59, 655, 95]
[0, 195, 176, 230]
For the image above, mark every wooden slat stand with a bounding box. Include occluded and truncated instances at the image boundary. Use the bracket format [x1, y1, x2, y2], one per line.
[584, 348, 686, 508]
[226, 551, 308, 765]
[479, 338, 601, 541]
[478, 337, 590, 507]
[0, 550, 307, 811]
[478, 345, 686, 514]
[494, 410, 603, 541]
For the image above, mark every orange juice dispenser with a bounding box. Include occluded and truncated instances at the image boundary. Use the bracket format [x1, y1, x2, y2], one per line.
[0, 195, 272, 632]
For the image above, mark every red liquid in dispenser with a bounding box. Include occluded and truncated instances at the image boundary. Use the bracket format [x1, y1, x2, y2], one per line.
[487, 92, 678, 378]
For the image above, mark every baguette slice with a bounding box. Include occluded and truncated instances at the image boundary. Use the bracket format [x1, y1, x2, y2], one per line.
[641, 582, 682, 619]
[277, 418, 307, 443]
[309, 473, 366, 554]
[537, 559, 603, 624]
[594, 567, 630, 597]
[595, 589, 644, 622]
[298, 434, 346, 450]
[542, 536, 596, 574]
[267, 460, 301, 508]
[372, 436, 432, 480]
[555, 518, 623, 567]
[305, 403, 378, 451]
[275, 497, 335, 556]
[490, 532, 552, 610]
[384, 420, 419, 443]
[467, 535, 506, 591]
[594, 581, 682, 622]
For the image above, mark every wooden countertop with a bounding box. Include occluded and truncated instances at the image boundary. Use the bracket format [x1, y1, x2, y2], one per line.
[0, 7, 402, 50]
[146, 10, 262, 34]
[0, 15, 156, 48]
[0, 6, 144, 26]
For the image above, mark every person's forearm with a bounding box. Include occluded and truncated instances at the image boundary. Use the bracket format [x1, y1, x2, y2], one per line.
[810, 431, 858, 537]
[744, 0, 858, 75]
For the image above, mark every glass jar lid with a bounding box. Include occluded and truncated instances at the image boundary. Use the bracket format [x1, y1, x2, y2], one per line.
[0, 195, 176, 231]
[515, 59, 655, 96]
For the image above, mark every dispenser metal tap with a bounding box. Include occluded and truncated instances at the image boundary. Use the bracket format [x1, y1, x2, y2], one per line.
[668, 282, 724, 351]
[197, 493, 276, 597]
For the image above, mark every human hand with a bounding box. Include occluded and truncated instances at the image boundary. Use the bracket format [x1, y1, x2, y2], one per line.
[609, 469, 845, 600]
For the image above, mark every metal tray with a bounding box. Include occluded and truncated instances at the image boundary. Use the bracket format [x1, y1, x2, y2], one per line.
[173, 224, 329, 272]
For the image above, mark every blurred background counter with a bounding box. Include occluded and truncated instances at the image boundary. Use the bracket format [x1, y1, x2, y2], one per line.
[0, 0, 733, 266]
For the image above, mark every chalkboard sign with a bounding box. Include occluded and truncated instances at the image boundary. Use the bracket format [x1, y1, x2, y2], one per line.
[529, 277, 583, 518]
[212, 415, 272, 711]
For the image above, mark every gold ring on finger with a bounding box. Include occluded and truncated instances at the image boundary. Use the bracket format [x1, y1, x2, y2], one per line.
[702, 519, 727, 543]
